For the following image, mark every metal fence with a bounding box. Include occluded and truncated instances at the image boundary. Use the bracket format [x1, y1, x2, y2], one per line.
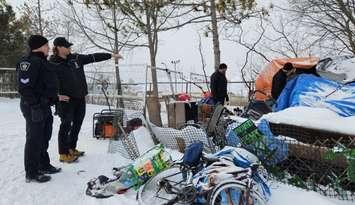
[85, 64, 252, 104]
[269, 123, 355, 200]
[0, 65, 252, 114]
[0, 68, 18, 98]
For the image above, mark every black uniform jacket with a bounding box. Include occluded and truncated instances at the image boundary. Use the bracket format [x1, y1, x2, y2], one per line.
[271, 70, 288, 100]
[49, 53, 111, 98]
[17, 52, 58, 106]
[210, 71, 229, 101]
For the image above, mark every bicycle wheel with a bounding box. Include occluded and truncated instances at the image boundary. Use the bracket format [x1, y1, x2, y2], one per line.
[206, 105, 226, 151]
[208, 180, 267, 205]
[137, 166, 194, 205]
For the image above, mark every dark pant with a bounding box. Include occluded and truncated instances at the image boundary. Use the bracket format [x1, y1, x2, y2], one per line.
[20, 100, 53, 177]
[214, 97, 225, 105]
[58, 98, 86, 154]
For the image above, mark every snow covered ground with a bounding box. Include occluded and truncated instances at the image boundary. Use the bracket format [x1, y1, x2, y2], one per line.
[263, 107, 355, 135]
[0, 97, 353, 205]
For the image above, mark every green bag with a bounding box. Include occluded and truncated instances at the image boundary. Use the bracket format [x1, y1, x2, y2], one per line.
[120, 144, 172, 190]
[233, 119, 276, 161]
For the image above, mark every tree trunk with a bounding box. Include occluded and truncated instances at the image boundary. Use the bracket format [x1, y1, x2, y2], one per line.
[210, 0, 220, 71]
[145, 3, 162, 126]
[113, 4, 124, 108]
[37, 0, 43, 35]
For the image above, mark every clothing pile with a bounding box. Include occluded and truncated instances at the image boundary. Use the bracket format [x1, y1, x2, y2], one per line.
[191, 146, 271, 204]
[86, 144, 172, 198]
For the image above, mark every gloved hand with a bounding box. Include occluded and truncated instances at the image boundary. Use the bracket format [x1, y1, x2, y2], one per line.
[31, 104, 44, 122]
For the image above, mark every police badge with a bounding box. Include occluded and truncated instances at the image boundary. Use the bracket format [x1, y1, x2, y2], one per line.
[20, 62, 31, 71]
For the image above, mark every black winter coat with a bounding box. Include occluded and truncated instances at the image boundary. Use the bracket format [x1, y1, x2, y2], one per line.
[17, 52, 58, 106]
[271, 70, 287, 100]
[49, 53, 112, 98]
[271, 67, 320, 100]
[210, 71, 229, 102]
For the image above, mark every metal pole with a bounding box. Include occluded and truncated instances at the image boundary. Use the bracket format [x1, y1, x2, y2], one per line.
[170, 59, 180, 94]
[144, 65, 149, 117]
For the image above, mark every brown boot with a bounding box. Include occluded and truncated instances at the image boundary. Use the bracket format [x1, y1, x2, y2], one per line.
[69, 149, 85, 157]
[59, 153, 79, 163]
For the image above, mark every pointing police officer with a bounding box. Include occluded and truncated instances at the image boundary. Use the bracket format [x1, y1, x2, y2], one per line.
[17, 35, 61, 183]
[50, 37, 122, 163]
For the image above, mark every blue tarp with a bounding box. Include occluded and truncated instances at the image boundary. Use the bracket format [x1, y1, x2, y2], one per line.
[274, 74, 355, 117]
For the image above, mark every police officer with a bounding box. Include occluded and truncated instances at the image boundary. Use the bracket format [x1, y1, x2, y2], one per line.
[49, 37, 122, 163]
[17, 35, 61, 183]
[210, 63, 229, 105]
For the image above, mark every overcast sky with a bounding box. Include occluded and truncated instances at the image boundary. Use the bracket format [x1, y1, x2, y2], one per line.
[7, 0, 278, 97]
[9, 0, 275, 88]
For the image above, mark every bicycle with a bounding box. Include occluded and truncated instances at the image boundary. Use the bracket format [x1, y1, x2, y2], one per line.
[137, 145, 269, 205]
[136, 156, 211, 204]
[206, 162, 268, 205]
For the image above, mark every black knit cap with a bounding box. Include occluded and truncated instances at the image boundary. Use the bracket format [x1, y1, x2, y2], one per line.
[53, 37, 73, 48]
[28, 35, 48, 50]
[219, 63, 227, 70]
[283, 62, 294, 71]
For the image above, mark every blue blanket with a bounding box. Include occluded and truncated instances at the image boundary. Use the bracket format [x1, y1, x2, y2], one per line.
[192, 146, 271, 204]
[275, 74, 355, 117]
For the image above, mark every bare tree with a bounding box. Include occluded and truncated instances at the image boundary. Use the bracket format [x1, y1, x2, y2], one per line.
[21, 0, 57, 38]
[184, 0, 259, 70]
[261, 12, 321, 58]
[66, 0, 146, 108]
[96, 0, 212, 126]
[197, 32, 209, 91]
[67, 0, 259, 125]
[289, 0, 355, 55]
[223, 13, 268, 95]
[209, 0, 221, 70]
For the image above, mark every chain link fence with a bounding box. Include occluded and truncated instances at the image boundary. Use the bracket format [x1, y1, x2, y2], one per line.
[0, 68, 18, 98]
[269, 123, 355, 200]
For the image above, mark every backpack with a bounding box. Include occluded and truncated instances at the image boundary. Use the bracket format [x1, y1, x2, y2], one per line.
[183, 141, 204, 167]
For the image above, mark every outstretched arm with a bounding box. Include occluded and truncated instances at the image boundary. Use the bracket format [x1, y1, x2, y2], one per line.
[77, 53, 111, 65]
[77, 53, 122, 65]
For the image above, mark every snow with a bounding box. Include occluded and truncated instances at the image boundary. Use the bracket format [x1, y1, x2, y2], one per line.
[263, 106, 355, 135]
[336, 58, 355, 82]
[0, 97, 354, 205]
[319, 56, 355, 82]
[268, 182, 353, 205]
[132, 127, 155, 155]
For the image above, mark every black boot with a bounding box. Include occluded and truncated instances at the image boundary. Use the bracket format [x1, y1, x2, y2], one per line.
[26, 174, 51, 183]
[39, 164, 62, 174]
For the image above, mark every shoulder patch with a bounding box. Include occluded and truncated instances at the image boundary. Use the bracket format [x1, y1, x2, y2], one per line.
[20, 78, 30, 84]
[20, 61, 31, 71]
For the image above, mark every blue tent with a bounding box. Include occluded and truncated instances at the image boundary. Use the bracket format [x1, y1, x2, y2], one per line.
[274, 74, 355, 117]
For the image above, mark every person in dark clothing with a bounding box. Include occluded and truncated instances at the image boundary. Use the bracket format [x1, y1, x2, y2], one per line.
[17, 35, 61, 183]
[49, 37, 122, 163]
[271, 62, 296, 100]
[271, 62, 321, 101]
[295, 65, 320, 77]
[210, 63, 229, 105]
